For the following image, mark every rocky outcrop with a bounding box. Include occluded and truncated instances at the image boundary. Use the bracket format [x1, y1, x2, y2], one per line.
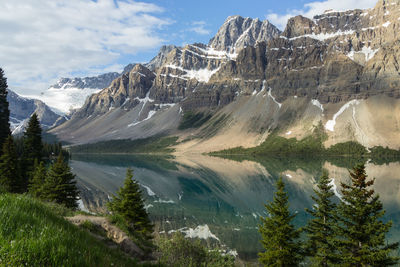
[76, 64, 156, 118]
[66, 215, 145, 259]
[209, 16, 281, 53]
[7, 90, 63, 134]
[145, 45, 177, 71]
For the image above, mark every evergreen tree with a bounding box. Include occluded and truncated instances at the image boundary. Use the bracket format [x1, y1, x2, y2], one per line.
[22, 113, 43, 189]
[258, 177, 302, 266]
[304, 171, 340, 266]
[42, 153, 79, 209]
[337, 164, 399, 266]
[0, 68, 10, 151]
[28, 160, 47, 198]
[108, 168, 153, 241]
[0, 136, 20, 193]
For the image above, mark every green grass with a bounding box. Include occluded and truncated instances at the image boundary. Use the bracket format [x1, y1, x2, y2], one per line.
[69, 136, 179, 154]
[0, 194, 138, 266]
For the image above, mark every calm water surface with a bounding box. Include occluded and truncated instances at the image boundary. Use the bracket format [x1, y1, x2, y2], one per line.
[70, 154, 400, 260]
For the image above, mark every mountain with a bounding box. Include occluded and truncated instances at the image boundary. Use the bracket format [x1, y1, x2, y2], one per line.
[209, 15, 281, 53]
[8, 90, 65, 135]
[51, 1, 400, 151]
[37, 64, 137, 114]
[145, 45, 177, 71]
[38, 45, 180, 114]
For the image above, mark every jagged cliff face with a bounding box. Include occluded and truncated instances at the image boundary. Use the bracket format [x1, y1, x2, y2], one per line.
[145, 45, 177, 71]
[8, 90, 64, 135]
[51, 1, 400, 150]
[76, 64, 156, 117]
[209, 16, 281, 53]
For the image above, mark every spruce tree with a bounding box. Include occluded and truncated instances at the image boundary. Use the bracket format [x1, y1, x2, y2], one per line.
[42, 153, 79, 209]
[0, 136, 20, 193]
[304, 171, 340, 266]
[28, 160, 47, 198]
[338, 164, 399, 266]
[22, 113, 43, 189]
[108, 168, 153, 241]
[0, 68, 10, 150]
[258, 177, 302, 266]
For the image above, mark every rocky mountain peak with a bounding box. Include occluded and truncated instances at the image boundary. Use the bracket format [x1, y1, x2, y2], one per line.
[75, 64, 156, 117]
[209, 15, 280, 53]
[282, 15, 315, 38]
[145, 45, 177, 71]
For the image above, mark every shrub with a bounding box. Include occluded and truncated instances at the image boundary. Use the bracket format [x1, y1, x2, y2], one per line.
[157, 232, 235, 267]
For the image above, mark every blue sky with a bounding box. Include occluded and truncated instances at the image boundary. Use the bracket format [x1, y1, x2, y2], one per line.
[0, 0, 376, 95]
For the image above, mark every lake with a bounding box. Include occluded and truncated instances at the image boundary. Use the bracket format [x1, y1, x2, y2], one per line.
[70, 153, 400, 261]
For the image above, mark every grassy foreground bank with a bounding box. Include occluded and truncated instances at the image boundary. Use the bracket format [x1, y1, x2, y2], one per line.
[0, 194, 138, 266]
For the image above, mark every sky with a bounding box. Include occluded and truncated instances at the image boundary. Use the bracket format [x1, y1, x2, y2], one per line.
[0, 0, 377, 96]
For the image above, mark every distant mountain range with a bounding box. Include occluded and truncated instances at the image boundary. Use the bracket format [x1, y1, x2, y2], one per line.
[36, 45, 177, 114]
[49, 0, 400, 152]
[8, 90, 65, 135]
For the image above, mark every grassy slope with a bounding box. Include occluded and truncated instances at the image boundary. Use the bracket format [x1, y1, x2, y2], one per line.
[0, 194, 138, 266]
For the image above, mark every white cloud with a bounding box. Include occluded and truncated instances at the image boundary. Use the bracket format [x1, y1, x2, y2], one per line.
[0, 0, 171, 94]
[267, 0, 377, 30]
[188, 21, 210, 35]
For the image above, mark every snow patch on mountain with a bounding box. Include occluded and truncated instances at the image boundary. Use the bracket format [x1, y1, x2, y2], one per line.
[288, 30, 355, 42]
[347, 46, 379, 63]
[166, 64, 220, 83]
[311, 99, 324, 112]
[325, 100, 360, 132]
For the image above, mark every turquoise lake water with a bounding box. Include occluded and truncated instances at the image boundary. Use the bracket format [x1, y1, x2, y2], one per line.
[70, 154, 400, 260]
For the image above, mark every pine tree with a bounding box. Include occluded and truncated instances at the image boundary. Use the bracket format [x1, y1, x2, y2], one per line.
[22, 113, 43, 189]
[108, 168, 153, 241]
[337, 164, 399, 266]
[258, 177, 302, 266]
[304, 171, 340, 266]
[0, 136, 20, 193]
[0, 68, 10, 150]
[28, 160, 47, 198]
[42, 153, 79, 209]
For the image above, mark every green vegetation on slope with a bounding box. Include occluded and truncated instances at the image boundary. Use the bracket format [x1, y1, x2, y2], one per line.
[210, 134, 326, 157]
[0, 194, 137, 266]
[178, 111, 212, 130]
[70, 136, 179, 154]
[211, 132, 400, 160]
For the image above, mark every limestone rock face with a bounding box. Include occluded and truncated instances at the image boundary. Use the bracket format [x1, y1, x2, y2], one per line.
[209, 16, 281, 53]
[145, 45, 177, 71]
[75, 64, 156, 118]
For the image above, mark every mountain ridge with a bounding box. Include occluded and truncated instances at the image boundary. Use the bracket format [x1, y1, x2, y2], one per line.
[8, 89, 65, 135]
[50, 1, 400, 151]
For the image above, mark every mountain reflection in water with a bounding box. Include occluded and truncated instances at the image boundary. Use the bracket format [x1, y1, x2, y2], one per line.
[70, 154, 400, 260]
